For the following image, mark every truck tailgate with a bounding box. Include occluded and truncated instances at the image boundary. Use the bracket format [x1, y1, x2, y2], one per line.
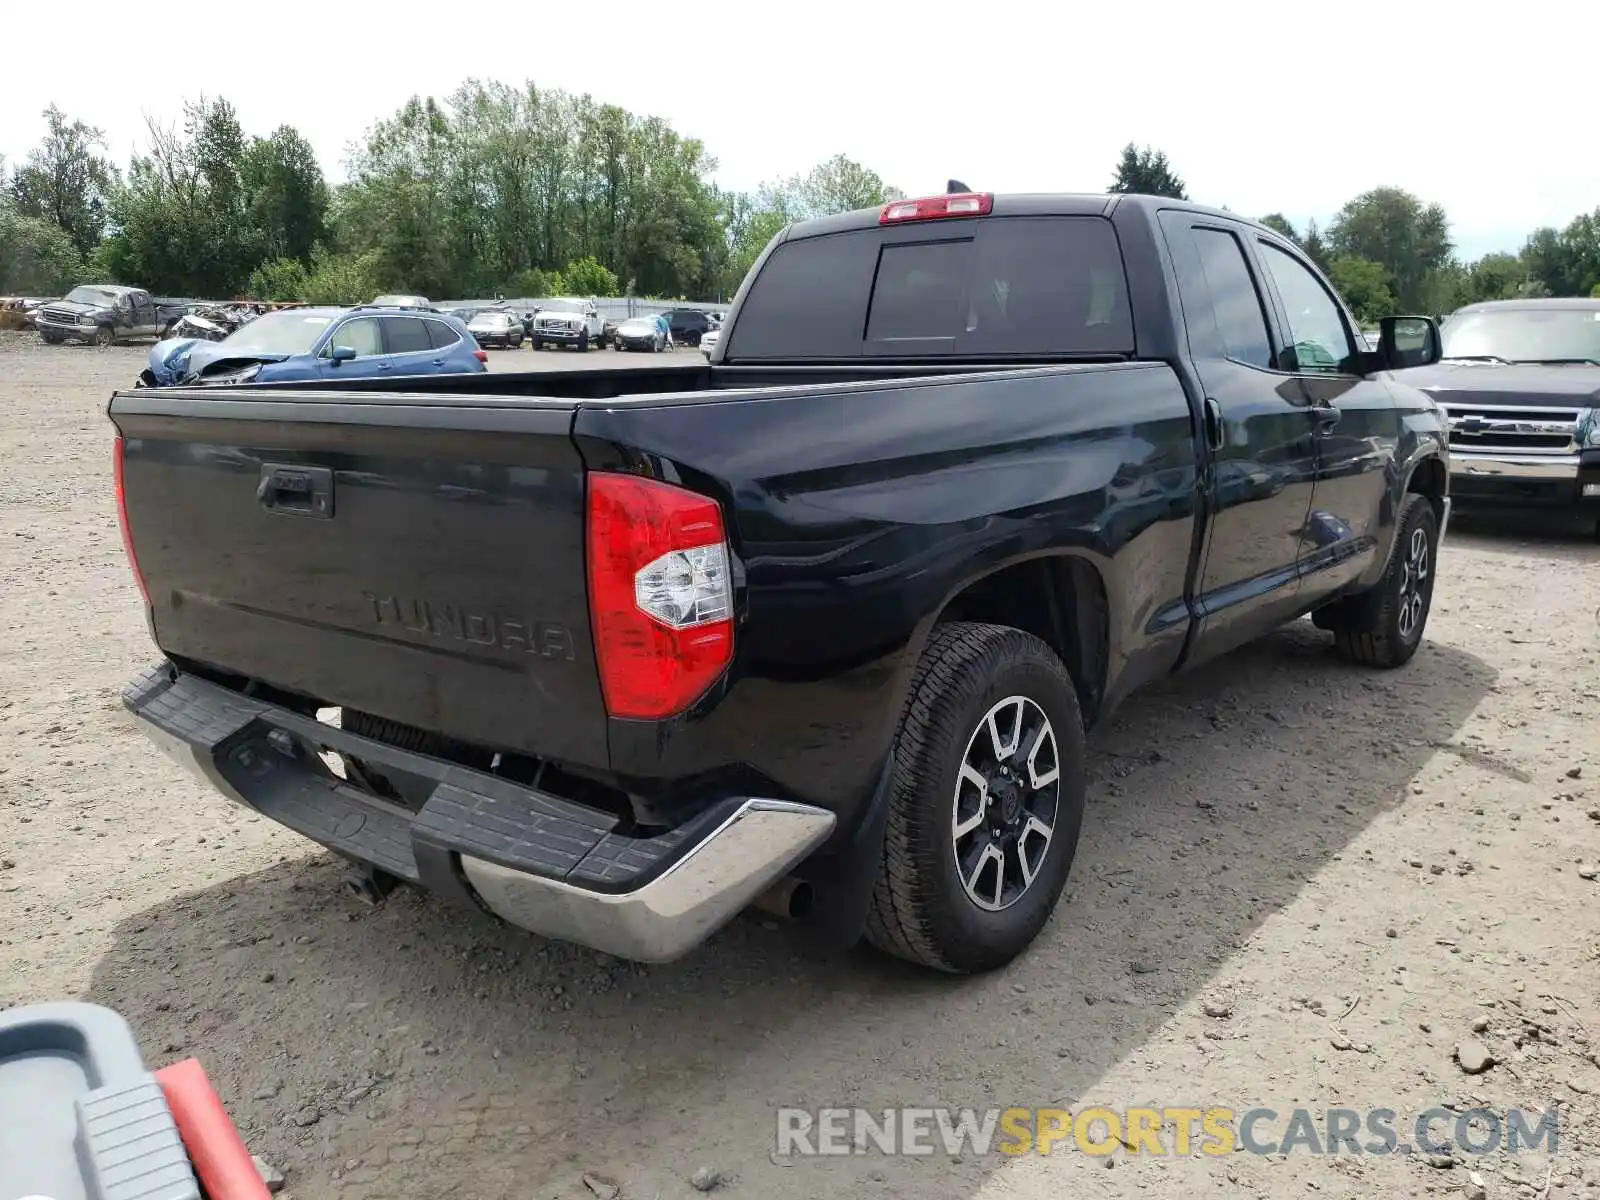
[110, 390, 609, 769]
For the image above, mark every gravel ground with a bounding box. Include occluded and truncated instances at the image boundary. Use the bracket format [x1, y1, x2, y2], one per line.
[2, 332, 1598, 1200]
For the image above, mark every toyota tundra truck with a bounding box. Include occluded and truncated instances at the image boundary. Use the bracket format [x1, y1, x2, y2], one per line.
[110, 192, 1451, 974]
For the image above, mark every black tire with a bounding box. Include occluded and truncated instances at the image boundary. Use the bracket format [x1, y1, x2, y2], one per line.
[41, 332, 64, 345]
[94, 324, 116, 346]
[577, 330, 590, 352]
[1324, 494, 1438, 668]
[865, 621, 1086, 974]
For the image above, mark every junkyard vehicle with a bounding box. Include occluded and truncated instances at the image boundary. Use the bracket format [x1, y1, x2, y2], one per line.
[699, 327, 721, 359]
[371, 293, 433, 311]
[664, 306, 715, 346]
[137, 305, 486, 387]
[467, 309, 526, 348]
[1393, 297, 1600, 535]
[531, 297, 605, 350]
[112, 192, 1450, 974]
[35, 284, 166, 345]
[613, 315, 666, 351]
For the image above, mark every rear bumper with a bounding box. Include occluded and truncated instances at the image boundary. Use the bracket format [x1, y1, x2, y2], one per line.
[123, 664, 835, 962]
[1448, 450, 1600, 512]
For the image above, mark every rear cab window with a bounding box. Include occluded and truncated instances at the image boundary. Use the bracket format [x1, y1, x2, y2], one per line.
[726, 216, 1134, 361]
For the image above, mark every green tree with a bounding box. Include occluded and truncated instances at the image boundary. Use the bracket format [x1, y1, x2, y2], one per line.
[797, 154, 902, 216]
[1326, 187, 1452, 312]
[1327, 255, 1394, 325]
[1521, 210, 1600, 297]
[1461, 252, 1533, 304]
[561, 255, 618, 296]
[1259, 213, 1299, 241]
[107, 98, 262, 296]
[6, 105, 118, 258]
[241, 126, 328, 264]
[0, 197, 84, 293]
[1107, 143, 1187, 199]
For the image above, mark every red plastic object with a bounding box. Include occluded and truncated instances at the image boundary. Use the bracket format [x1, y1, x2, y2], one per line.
[587, 472, 733, 720]
[113, 436, 149, 604]
[155, 1058, 271, 1200]
[879, 192, 993, 224]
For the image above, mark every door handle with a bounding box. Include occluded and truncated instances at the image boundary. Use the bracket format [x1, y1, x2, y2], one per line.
[1202, 397, 1225, 451]
[257, 463, 334, 518]
[1311, 400, 1342, 429]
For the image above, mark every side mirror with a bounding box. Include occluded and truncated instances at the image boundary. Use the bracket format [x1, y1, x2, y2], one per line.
[330, 345, 357, 364]
[1379, 315, 1441, 370]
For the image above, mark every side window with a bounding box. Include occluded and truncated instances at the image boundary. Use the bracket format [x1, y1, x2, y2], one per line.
[384, 316, 433, 354]
[1257, 242, 1355, 373]
[424, 320, 460, 351]
[329, 316, 382, 358]
[1189, 229, 1275, 368]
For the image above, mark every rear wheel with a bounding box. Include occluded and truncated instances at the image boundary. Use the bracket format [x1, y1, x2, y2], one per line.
[865, 622, 1086, 974]
[1318, 493, 1438, 668]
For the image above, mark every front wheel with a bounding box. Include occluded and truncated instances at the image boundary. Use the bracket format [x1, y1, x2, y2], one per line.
[1321, 493, 1439, 668]
[866, 622, 1086, 974]
[94, 325, 116, 346]
[577, 331, 590, 352]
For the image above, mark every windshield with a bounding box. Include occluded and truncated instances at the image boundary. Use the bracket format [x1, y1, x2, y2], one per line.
[540, 299, 587, 314]
[472, 312, 511, 326]
[217, 310, 336, 354]
[620, 319, 654, 331]
[1441, 307, 1600, 363]
[64, 286, 119, 305]
[373, 295, 427, 308]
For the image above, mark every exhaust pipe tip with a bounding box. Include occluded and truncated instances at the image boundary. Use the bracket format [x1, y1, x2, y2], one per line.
[346, 867, 400, 906]
[753, 876, 813, 921]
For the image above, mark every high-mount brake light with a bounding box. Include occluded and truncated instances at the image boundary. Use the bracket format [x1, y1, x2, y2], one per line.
[587, 472, 734, 720]
[879, 192, 994, 225]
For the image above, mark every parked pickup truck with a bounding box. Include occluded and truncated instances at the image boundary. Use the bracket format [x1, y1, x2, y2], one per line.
[110, 192, 1451, 974]
[37, 284, 181, 345]
[1393, 297, 1600, 535]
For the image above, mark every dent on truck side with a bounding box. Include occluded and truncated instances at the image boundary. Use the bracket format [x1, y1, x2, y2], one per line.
[574, 361, 1199, 839]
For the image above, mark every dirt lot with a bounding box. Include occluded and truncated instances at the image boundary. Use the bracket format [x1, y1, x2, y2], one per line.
[2, 332, 1598, 1200]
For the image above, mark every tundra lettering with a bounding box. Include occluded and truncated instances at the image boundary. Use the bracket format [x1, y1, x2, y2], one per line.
[361, 592, 575, 660]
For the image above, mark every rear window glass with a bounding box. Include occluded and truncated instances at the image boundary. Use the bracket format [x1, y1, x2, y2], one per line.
[425, 320, 460, 350]
[384, 316, 432, 354]
[726, 216, 1133, 360]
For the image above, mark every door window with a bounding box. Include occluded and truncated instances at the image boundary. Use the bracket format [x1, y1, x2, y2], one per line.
[1257, 242, 1355, 373]
[424, 320, 461, 350]
[383, 316, 433, 354]
[328, 317, 382, 358]
[1189, 229, 1275, 368]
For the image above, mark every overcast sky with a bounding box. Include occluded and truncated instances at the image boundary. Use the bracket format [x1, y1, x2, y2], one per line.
[4, 0, 1591, 262]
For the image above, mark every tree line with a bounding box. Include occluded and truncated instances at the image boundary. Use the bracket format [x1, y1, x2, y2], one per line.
[0, 88, 899, 305]
[1109, 142, 1600, 323]
[2, 106, 1596, 322]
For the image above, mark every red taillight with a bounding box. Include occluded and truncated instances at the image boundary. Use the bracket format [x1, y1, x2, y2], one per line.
[113, 435, 149, 604]
[879, 192, 993, 225]
[586, 473, 733, 720]
[473, 349, 488, 362]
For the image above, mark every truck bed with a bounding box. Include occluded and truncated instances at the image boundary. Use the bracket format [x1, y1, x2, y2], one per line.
[110, 358, 1198, 823]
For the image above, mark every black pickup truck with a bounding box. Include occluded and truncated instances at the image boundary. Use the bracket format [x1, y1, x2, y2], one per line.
[1393, 297, 1600, 535]
[110, 192, 1451, 974]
